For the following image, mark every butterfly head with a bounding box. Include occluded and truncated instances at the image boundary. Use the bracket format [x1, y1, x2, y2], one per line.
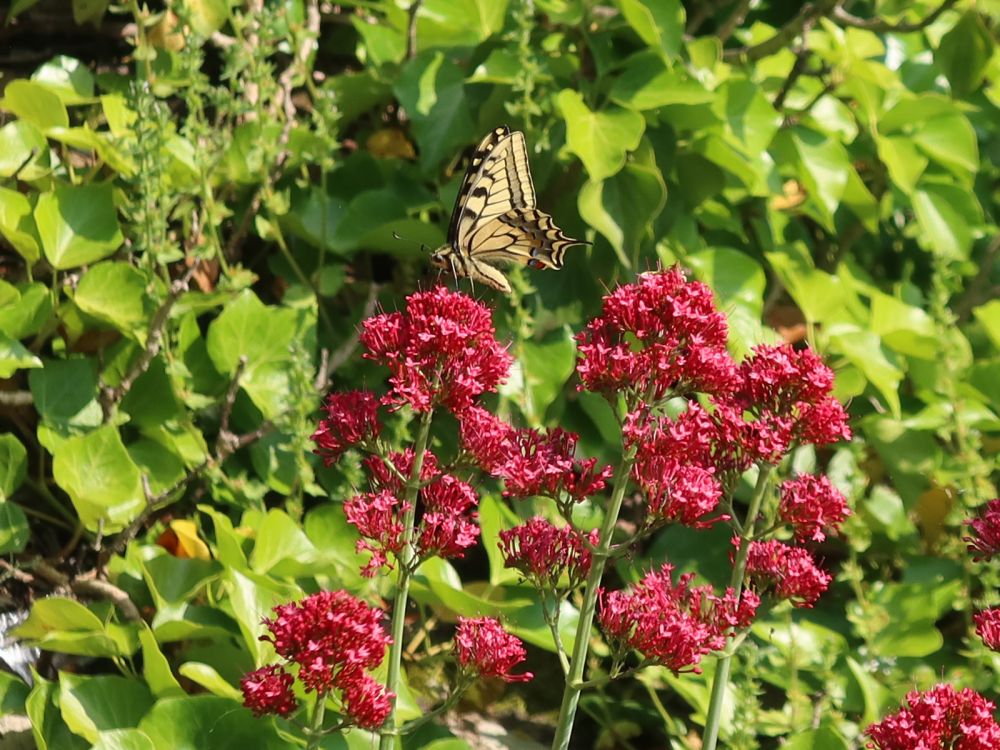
[429, 245, 455, 269]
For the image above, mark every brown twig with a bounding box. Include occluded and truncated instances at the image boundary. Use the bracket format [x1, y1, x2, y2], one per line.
[0, 390, 33, 406]
[774, 46, 813, 110]
[956, 234, 1000, 322]
[406, 0, 423, 59]
[30, 560, 142, 622]
[717, 0, 752, 42]
[723, 0, 839, 61]
[833, 0, 958, 32]
[99, 264, 197, 419]
[324, 282, 380, 381]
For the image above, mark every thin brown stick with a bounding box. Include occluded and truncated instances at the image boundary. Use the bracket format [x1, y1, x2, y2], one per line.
[0, 390, 33, 406]
[31, 560, 142, 622]
[717, 0, 752, 42]
[406, 0, 423, 59]
[833, 0, 958, 32]
[325, 283, 380, 381]
[723, 0, 839, 61]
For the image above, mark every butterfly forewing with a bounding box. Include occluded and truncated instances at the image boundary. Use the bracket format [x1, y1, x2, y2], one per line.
[435, 125, 587, 294]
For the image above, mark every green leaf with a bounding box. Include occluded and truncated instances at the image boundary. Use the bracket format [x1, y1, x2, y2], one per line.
[0, 671, 30, 715]
[609, 52, 713, 110]
[713, 78, 781, 156]
[185, 0, 229, 36]
[0, 120, 50, 180]
[517, 327, 577, 423]
[827, 325, 903, 418]
[616, 0, 684, 61]
[139, 696, 289, 750]
[72, 0, 109, 24]
[973, 300, 1000, 350]
[26, 674, 89, 750]
[415, 0, 509, 49]
[782, 727, 850, 750]
[249, 508, 320, 576]
[74, 262, 151, 341]
[16, 598, 137, 657]
[28, 358, 103, 436]
[32, 56, 96, 104]
[352, 15, 405, 66]
[788, 127, 850, 231]
[92, 729, 157, 750]
[142, 554, 221, 605]
[936, 12, 993, 96]
[0, 185, 41, 263]
[869, 290, 937, 359]
[205, 290, 303, 419]
[0, 502, 29, 553]
[911, 181, 983, 259]
[0, 332, 43, 378]
[139, 625, 184, 698]
[876, 135, 927, 193]
[177, 663, 242, 701]
[34, 183, 124, 269]
[688, 247, 767, 357]
[51, 424, 145, 532]
[394, 52, 475, 174]
[557, 89, 645, 180]
[578, 162, 666, 268]
[0, 282, 54, 340]
[58, 673, 153, 743]
[1, 80, 69, 130]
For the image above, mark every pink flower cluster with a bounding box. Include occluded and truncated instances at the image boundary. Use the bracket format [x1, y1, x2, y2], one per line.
[240, 591, 394, 729]
[576, 267, 737, 399]
[360, 286, 512, 413]
[966, 499, 1000, 654]
[454, 617, 533, 683]
[498, 517, 598, 591]
[966, 499, 1000, 561]
[742, 539, 832, 608]
[778, 474, 851, 543]
[598, 564, 759, 674]
[460, 406, 612, 502]
[866, 683, 1000, 750]
[345, 450, 480, 576]
[312, 390, 381, 465]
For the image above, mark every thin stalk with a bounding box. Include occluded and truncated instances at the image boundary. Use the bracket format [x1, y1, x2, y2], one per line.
[305, 692, 326, 750]
[702, 463, 774, 750]
[550, 442, 639, 750]
[378, 408, 434, 750]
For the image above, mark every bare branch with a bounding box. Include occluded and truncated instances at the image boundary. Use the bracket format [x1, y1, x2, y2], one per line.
[325, 283, 380, 382]
[31, 561, 142, 622]
[723, 0, 839, 62]
[717, 0, 752, 43]
[0, 390, 33, 406]
[100, 264, 197, 418]
[833, 0, 958, 33]
[406, 0, 423, 59]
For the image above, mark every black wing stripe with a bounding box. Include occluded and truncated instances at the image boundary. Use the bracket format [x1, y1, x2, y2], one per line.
[447, 126, 509, 246]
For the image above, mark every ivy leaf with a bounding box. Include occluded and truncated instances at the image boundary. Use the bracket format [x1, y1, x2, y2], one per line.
[34, 183, 123, 270]
[616, 0, 685, 61]
[557, 90, 645, 180]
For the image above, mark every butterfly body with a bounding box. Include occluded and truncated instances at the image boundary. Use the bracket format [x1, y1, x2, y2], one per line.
[431, 126, 587, 294]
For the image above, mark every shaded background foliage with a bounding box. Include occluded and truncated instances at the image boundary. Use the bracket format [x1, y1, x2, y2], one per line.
[0, 0, 999, 748]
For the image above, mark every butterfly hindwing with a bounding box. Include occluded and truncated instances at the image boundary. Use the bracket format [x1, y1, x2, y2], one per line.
[434, 126, 586, 294]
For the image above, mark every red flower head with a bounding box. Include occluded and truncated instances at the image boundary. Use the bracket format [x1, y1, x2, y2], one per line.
[966, 499, 1000, 561]
[778, 474, 851, 543]
[866, 683, 1000, 750]
[454, 617, 533, 683]
[598, 563, 758, 674]
[240, 665, 297, 717]
[974, 608, 1000, 652]
[458, 406, 515, 474]
[338, 669, 394, 730]
[576, 267, 737, 400]
[416, 475, 481, 560]
[259, 590, 391, 695]
[364, 448, 440, 496]
[498, 517, 598, 591]
[360, 287, 512, 413]
[312, 390, 382, 464]
[344, 490, 408, 577]
[733, 345, 852, 454]
[742, 539, 832, 608]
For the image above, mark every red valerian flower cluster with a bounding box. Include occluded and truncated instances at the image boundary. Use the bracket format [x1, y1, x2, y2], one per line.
[742, 540, 832, 608]
[974, 608, 1000, 652]
[866, 683, 1000, 750]
[454, 617, 533, 683]
[498, 517, 598, 592]
[598, 563, 759, 674]
[312, 390, 381, 464]
[241, 591, 394, 729]
[241, 665, 297, 718]
[345, 451, 480, 577]
[576, 267, 737, 399]
[459, 406, 612, 502]
[966, 498, 1000, 561]
[359, 286, 513, 413]
[778, 474, 851, 543]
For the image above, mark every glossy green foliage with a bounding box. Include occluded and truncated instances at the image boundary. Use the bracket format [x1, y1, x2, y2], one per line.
[0, 1, 998, 748]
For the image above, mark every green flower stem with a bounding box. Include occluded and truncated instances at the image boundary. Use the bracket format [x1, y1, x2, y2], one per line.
[305, 692, 327, 750]
[379, 407, 434, 750]
[702, 463, 774, 750]
[550, 441, 639, 750]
